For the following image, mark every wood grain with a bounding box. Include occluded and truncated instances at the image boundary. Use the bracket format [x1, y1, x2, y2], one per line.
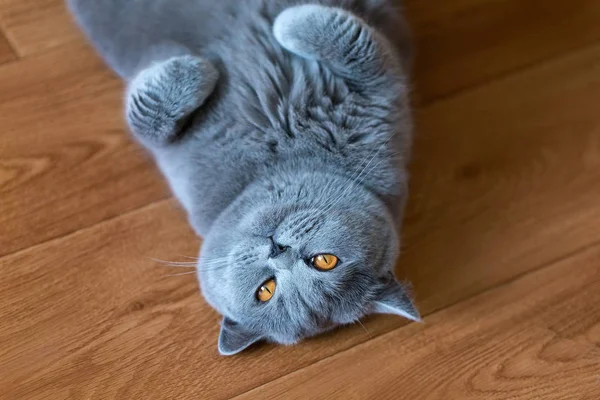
[0, 29, 15, 64]
[235, 244, 600, 400]
[0, 200, 203, 400]
[404, 0, 600, 103]
[0, 43, 168, 257]
[0, 0, 79, 56]
[2, 1, 600, 399]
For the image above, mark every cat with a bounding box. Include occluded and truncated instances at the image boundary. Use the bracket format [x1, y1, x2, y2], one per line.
[67, 0, 420, 355]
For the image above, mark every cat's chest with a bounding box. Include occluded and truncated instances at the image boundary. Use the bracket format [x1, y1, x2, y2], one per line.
[213, 53, 386, 153]
[200, 10, 399, 155]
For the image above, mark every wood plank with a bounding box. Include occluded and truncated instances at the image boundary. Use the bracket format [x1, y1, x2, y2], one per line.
[234, 244, 600, 400]
[2, 35, 600, 400]
[401, 42, 600, 315]
[0, 0, 79, 56]
[0, 43, 167, 257]
[404, 0, 600, 103]
[0, 201, 204, 400]
[0, 29, 15, 64]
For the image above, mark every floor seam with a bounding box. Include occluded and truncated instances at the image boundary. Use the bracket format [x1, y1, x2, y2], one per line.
[417, 40, 600, 109]
[0, 196, 173, 261]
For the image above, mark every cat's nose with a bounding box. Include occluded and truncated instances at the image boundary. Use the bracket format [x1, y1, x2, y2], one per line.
[268, 236, 290, 258]
[268, 250, 295, 271]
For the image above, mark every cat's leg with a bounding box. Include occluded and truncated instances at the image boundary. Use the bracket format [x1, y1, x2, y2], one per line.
[273, 5, 404, 98]
[125, 55, 219, 148]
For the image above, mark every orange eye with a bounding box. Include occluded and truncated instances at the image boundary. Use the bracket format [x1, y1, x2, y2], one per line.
[312, 254, 339, 271]
[257, 279, 276, 302]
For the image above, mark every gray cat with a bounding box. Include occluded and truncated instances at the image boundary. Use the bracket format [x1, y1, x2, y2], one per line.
[67, 0, 420, 355]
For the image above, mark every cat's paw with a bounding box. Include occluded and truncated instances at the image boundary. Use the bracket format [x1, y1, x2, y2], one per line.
[125, 55, 219, 146]
[274, 5, 403, 94]
[273, 4, 341, 61]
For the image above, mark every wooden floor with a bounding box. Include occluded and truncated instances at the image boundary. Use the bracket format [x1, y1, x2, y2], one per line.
[1, 1, 600, 399]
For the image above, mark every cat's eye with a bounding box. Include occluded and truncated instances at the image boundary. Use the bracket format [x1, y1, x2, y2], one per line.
[312, 254, 339, 271]
[257, 279, 276, 302]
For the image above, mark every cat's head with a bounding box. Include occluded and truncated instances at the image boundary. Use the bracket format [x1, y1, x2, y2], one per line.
[197, 170, 419, 355]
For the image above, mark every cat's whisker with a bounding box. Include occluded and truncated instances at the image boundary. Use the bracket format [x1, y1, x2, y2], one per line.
[321, 155, 393, 215]
[354, 156, 396, 188]
[164, 271, 197, 277]
[149, 257, 197, 266]
[197, 258, 231, 267]
[178, 255, 201, 261]
[194, 257, 231, 268]
[155, 257, 230, 272]
[157, 262, 197, 267]
[327, 143, 385, 205]
[342, 148, 398, 197]
[167, 261, 198, 265]
[355, 319, 373, 339]
[321, 133, 397, 213]
[196, 264, 227, 271]
[150, 256, 233, 268]
[196, 264, 230, 272]
[156, 264, 197, 269]
[325, 150, 401, 213]
[149, 257, 175, 264]
[200, 256, 230, 262]
[198, 255, 234, 264]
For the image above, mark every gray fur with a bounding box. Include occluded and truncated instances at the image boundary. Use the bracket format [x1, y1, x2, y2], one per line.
[67, 0, 419, 355]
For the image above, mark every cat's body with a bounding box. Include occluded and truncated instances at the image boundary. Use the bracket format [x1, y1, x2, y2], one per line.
[68, 0, 419, 355]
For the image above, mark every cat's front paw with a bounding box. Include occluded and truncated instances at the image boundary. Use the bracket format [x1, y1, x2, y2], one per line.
[126, 55, 219, 146]
[273, 4, 337, 61]
[274, 5, 403, 95]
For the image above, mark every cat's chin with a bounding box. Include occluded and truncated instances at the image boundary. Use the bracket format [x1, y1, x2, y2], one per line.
[270, 324, 336, 346]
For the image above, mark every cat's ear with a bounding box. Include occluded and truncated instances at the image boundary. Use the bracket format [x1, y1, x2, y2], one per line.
[125, 55, 219, 147]
[371, 278, 422, 322]
[218, 317, 264, 356]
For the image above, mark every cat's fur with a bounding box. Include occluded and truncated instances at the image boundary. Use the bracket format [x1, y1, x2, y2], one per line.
[67, 0, 420, 355]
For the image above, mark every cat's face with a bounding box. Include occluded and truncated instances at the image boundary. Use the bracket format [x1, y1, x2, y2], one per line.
[197, 172, 420, 355]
